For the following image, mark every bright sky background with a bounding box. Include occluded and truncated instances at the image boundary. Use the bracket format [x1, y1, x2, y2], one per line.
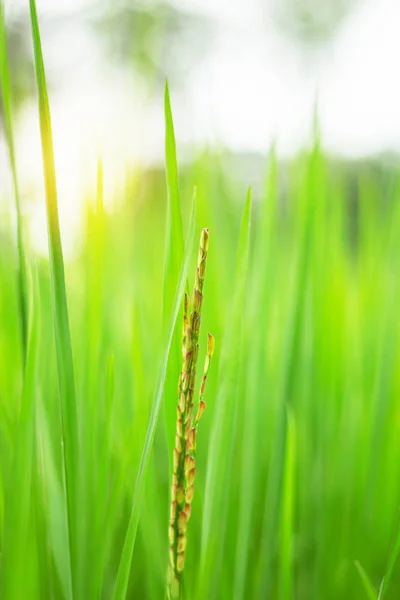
[1, 0, 400, 251]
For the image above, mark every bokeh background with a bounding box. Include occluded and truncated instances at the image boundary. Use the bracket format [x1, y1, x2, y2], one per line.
[2, 0, 400, 250]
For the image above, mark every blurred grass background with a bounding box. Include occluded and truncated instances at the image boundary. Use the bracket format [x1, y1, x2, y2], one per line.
[1, 0, 400, 599]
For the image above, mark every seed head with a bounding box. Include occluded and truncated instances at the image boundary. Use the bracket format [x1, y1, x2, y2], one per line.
[167, 228, 214, 597]
[193, 289, 203, 313]
[184, 503, 192, 520]
[198, 257, 207, 280]
[173, 449, 179, 473]
[196, 400, 206, 422]
[186, 467, 196, 487]
[177, 535, 187, 553]
[200, 228, 209, 253]
[181, 372, 190, 394]
[176, 485, 185, 505]
[200, 376, 207, 397]
[177, 552, 185, 573]
[188, 428, 196, 451]
[186, 485, 195, 503]
[185, 455, 195, 473]
[171, 484, 177, 502]
[207, 333, 215, 357]
[192, 314, 201, 337]
[184, 420, 191, 439]
[177, 419, 183, 436]
[184, 293, 190, 317]
[178, 511, 188, 532]
[169, 525, 175, 545]
[169, 547, 175, 568]
[185, 409, 193, 432]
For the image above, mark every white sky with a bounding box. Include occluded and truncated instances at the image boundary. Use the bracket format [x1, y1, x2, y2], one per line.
[1, 0, 400, 251]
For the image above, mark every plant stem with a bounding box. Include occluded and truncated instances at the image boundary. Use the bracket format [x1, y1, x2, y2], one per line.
[167, 229, 214, 599]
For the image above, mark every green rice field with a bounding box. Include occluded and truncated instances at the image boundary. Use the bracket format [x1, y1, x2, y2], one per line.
[1, 1, 400, 598]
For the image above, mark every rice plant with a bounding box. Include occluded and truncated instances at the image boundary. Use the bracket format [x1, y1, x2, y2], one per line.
[167, 228, 214, 598]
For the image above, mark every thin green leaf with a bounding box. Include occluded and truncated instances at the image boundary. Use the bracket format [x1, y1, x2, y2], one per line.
[199, 188, 252, 599]
[112, 195, 197, 600]
[354, 561, 378, 600]
[279, 408, 296, 600]
[28, 1, 80, 595]
[257, 142, 318, 598]
[36, 401, 73, 600]
[234, 148, 278, 600]
[163, 79, 184, 328]
[163, 80, 186, 460]
[378, 508, 400, 599]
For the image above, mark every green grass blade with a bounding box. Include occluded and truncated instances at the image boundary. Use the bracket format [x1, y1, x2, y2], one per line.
[112, 195, 196, 600]
[257, 144, 318, 598]
[28, 1, 80, 595]
[0, 270, 38, 599]
[233, 150, 278, 600]
[0, 0, 28, 364]
[378, 509, 400, 599]
[93, 354, 115, 598]
[36, 400, 73, 600]
[163, 81, 186, 459]
[354, 561, 378, 600]
[163, 79, 184, 327]
[199, 188, 252, 599]
[279, 408, 296, 600]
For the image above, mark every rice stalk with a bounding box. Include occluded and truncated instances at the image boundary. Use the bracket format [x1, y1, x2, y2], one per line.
[167, 228, 214, 599]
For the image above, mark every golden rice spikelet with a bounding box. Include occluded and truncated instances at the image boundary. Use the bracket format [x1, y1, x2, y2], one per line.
[167, 229, 215, 599]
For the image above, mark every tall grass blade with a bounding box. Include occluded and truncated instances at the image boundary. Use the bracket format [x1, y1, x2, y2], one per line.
[93, 354, 115, 598]
[234, 148, 278, 600]
[28, 0, 80, 595]
[163, 81, 186, 458]
[36, 400, 73, 600]
[199, 188, 252, 599]
[257, 143, 318, 598]
[163, 80, 184, 324]
[279, 408, 295, 600]
[112, 196, 196, 600]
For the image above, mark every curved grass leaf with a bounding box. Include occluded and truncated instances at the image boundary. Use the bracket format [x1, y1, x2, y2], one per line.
[199, 188, 252, 599]
[112, 195, 197, 600]
[354, 561, 378, 600]
[234, 148, 278, 600]
[28, 1, 80, 595]
[257, 142, 318, 598]
[163, 80, 184, 326]
[36, 400, 73, 600]
[163, 81, 186, 459]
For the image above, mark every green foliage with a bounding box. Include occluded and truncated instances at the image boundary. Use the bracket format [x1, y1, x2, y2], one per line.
[354, 561, 378, 600]
[1, 3, 400, 600]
